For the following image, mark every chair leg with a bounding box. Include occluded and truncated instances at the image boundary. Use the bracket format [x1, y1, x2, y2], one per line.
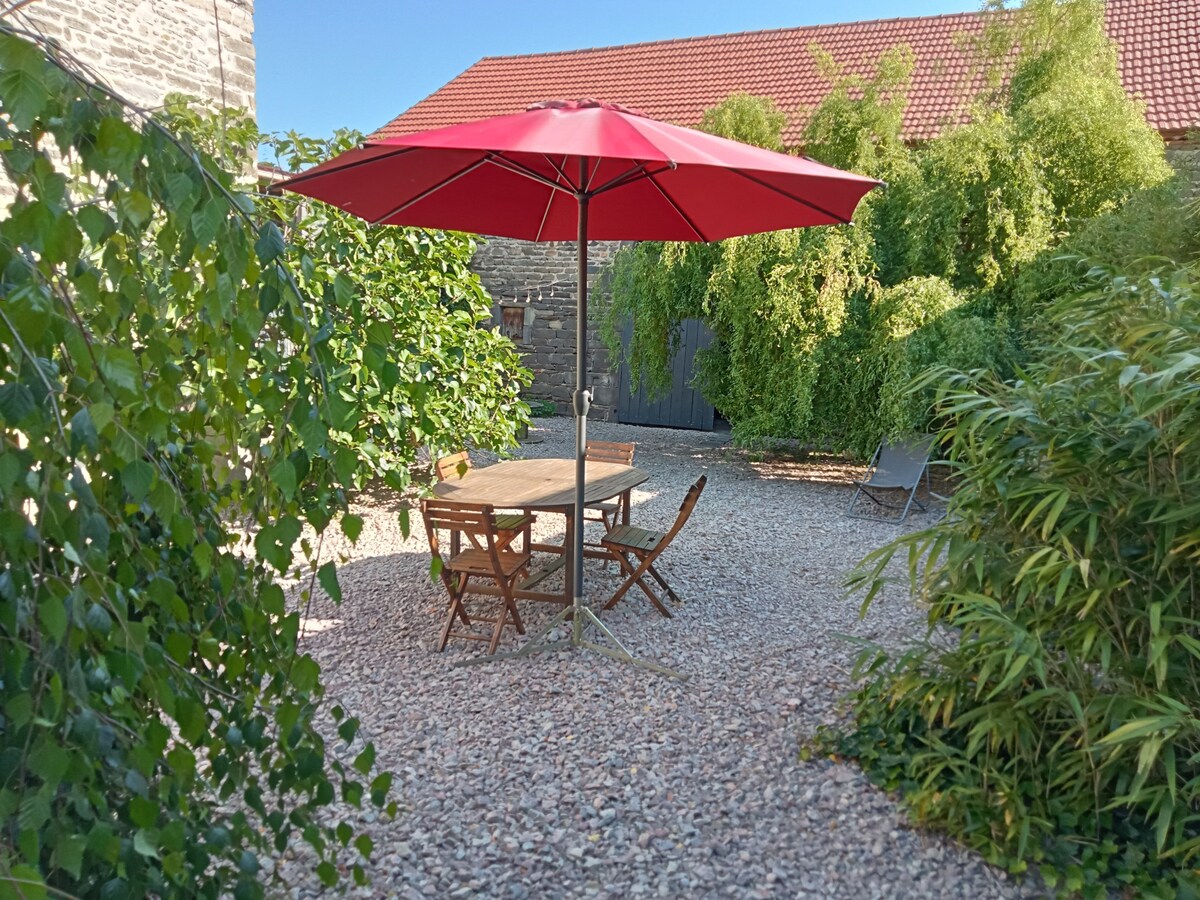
[488, 578, 525, 655]
[645, 562, 678, 603]
[899, 485, 927, 522]
[438, 573, 470, 651]
[846, 484, 867, 518]
[603, 549, 641, 609]
[605, 549, 672, 618]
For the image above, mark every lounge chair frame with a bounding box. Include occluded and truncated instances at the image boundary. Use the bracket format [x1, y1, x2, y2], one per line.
[846, 435, 936, 523]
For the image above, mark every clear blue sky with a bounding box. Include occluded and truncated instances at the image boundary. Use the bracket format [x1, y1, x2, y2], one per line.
[256, 1, 984, 141]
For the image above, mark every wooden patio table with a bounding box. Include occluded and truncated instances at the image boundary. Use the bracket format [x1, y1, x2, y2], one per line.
[432, 458, 647, 605]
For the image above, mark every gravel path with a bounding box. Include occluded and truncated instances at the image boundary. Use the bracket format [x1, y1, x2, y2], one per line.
[283, 417, 1035, 899]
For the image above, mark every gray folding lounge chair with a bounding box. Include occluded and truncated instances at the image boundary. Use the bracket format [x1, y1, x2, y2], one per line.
[846, 435, 936, 523]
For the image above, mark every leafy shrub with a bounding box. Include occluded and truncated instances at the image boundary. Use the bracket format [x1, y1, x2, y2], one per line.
[1013, 178, 1200, 317]
[836, 265, 1200, 898]
[895, 114, 1054, 292]
[167, 101, 531, 473]
[1007, 0, 1171, 223]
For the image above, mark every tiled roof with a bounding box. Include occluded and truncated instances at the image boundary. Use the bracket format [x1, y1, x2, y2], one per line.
[372, 0, 1199, 146]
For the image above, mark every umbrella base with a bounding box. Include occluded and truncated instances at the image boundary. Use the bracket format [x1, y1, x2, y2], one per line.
[453, 603, 686, 679]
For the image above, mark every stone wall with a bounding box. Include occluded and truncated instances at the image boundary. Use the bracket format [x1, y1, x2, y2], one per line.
[1167, 144, 1200, 198]
[474, 237, 627, 421]
[18, 0, 255, 114]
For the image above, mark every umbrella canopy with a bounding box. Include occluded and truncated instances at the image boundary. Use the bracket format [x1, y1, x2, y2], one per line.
[280, 99, 879, 240]
[278, 99, 880, 670]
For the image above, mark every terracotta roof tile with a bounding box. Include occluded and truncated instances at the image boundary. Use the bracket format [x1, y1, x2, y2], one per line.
[371, 1, 1199, 145]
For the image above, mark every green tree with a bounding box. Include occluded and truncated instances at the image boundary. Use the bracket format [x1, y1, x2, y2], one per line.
[699, 92, 787, 153]
[0, 28, 524, 897]
[1006, 0, 1171, 223]
[605, 0, 1173, 454]
[164, 99, 531, 481]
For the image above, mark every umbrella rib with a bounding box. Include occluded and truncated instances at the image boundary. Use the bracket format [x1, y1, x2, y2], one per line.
[533, 182, 556, 242]
[732, 169, 854, 224]
[591, 162, 674, 197]
[280, 145, 420, 189]
[486, 155, 575, 195]
[542, 154, 577, 191]
[643, 171, 709, 242]
[368, 156, 493, 224]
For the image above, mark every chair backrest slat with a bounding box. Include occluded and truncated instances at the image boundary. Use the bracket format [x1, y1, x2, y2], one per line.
[435, 451, 473, 482]
[421, 499, 498, 545]
[585, 440, 635, 466]
[662, 474, 707, 544]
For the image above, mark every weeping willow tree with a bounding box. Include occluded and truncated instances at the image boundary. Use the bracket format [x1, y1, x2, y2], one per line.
[601, 0, 1173, 454]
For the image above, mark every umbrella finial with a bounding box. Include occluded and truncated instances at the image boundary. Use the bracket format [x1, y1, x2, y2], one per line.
[526, 99, 648, 118]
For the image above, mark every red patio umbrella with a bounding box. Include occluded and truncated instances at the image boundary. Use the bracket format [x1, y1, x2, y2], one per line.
[278, 99, 880, 672]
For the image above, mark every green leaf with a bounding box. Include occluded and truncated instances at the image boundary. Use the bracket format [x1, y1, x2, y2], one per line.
[270, 458, 297, 499]
[97, 346, 143, 398]
[317, 561, 341, 603]
[88, 403, 114, 434]
[353, 742, 376, 776]
[96, 116, 143, 179]
[122, 459, 155, 501]
[70, 406, 98, 453]
[354, 833, 374, 858]
[255, 221, 285, 264]
[165, 632, 191, 665]
[0, 33, 50, 130]
[3, 283, 53, 345]
[133, 829, 159, 858]
[38, 595, 67, 642]
[30, 743, 69, 785]
[53, 832, 87, 880]
[0, 383, 36, 425]
[291, 655, 320, 694]
[254, 515, 302, 572]
[341, 513, 364, 542]
[0, 865, 47, 900]
[316, 861, 338, 887]
[332, 272, 356, 307]
[190, 201, 224, 248]
[77, 205, 116, 243]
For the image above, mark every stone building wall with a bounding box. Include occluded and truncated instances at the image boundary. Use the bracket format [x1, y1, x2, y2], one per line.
[473, 237, 627, 421]
[17, 0, 255, 115]
[1167, 144, 1200, 198]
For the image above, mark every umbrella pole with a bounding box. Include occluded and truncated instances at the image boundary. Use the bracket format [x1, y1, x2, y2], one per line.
[456, 161, 683, 680]
[570, 179, 589, 646]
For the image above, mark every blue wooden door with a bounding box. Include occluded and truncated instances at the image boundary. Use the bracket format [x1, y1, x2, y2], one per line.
[615, 318, 715, 431]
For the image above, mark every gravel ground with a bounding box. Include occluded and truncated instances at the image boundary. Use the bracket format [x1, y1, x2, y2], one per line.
[281, 417, 1037, 899]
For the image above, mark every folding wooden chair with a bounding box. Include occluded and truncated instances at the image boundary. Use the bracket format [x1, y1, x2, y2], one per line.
[846, 435, 936, 523]
[584, 440, 636, 530]
[420, 499, 531, 654]
[600, 474, 707, 617]
[434, 451, 534, 552]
